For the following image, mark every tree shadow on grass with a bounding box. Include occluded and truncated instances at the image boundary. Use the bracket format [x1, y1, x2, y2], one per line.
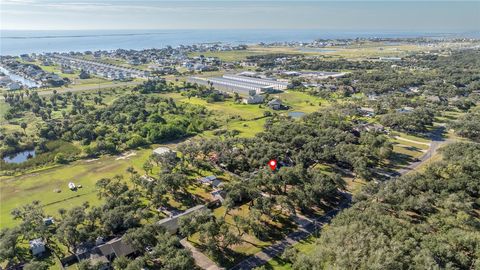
[389, 152, 414, 166]
[195, 246, 249, 269]
[173, 191, 202, 208]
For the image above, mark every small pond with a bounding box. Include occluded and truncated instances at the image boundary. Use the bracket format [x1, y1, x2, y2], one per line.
[288, 111, 306, 118]
[3, 150, 36, 164]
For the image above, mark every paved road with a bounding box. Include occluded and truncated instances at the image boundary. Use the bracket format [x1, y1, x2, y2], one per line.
[1, 81, 141, 100]
[230, 128, 453, 270]
[230, 193, 352, 270]
[398, 126, 449, 175]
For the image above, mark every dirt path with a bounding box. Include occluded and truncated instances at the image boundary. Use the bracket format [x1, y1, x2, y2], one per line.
[394, 136, 431, 146]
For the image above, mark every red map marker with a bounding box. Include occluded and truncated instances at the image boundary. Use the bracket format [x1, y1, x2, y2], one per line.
[268, 159, 277, 171]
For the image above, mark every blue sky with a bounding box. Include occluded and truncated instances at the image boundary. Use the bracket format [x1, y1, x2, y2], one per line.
[1, 0, 479, 31]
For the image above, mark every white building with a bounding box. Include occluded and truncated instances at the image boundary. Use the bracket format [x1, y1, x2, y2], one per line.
[30, 238, 46, 256]
[189, 74, 286, 96]
[153, 147, 174, 156]
[243, 94, 265, 104]
[223, 74, 289, 90]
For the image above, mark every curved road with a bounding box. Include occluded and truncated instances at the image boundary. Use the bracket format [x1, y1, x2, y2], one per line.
[231, 127, 452, 270]
[398, 126, 450, 175]
[231, 193, 352, 270]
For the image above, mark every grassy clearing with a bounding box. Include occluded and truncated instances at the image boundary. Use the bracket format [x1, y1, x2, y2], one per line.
[162, 93, 265, 119]
[244, 43, 426, 60]
[0, 100, 10, 124]
[276, 91, 328, 113]
[345, 177, 367, 194]
[0, 89, 329, 228]
[0, 148, 153, 228]
[392, 144, 424, 159]
[394, 132, 431, 143]
[393, 138, 429, 150]
[388, 131, 434, 167]
[162, 90, 328, 139]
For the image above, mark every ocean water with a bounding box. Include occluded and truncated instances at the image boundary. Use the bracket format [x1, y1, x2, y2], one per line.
[0, 29, 473, 56]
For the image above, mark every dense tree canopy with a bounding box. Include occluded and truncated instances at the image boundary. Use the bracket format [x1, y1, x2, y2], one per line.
[293, 142, 480, 270]
[450, 107, 480, 142]
[380, 107, 435, 133]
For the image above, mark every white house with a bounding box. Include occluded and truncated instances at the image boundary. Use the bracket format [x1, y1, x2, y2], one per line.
[30, 238, 46, 256]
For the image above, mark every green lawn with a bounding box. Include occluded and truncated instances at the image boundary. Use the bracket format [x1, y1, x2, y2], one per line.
[0, 148, 153, 228]
[0, 100, 10, 123]
[162, 90, 329, 139]
[276, 91, 328, 113]
[162, 93, 266, 119]
[1, 90, 330, 228]
[186, 44, 407, 62]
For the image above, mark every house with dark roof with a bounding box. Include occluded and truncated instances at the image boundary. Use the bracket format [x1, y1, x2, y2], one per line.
[198, 175, 217, 184]
[71, 237, 135, 270]
[267, 98, 283, 110]
[97, 237, 136, 260]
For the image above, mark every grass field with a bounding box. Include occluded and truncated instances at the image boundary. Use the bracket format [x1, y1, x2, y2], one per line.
[0, 100, 10, 124]
[194, 43, 427, 62]
[0, 148, 153, 227]
[162, 90, 328, 138]
[1, 86, 332, 229]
